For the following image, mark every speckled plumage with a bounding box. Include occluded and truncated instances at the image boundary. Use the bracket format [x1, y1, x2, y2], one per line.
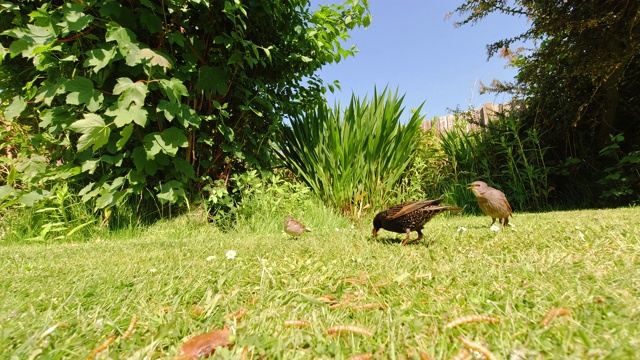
[284, 216, 311, 237]
[469, 181, 512, 227]
[372, 199, 462, 246]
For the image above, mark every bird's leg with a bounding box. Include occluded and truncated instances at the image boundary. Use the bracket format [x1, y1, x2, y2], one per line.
[402, 229, 423, 246]
[401, 229, 413, 246]
[490, 218, 496, 226]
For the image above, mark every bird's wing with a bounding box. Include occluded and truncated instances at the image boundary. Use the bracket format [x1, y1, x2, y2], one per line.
[489, 189, 513, 214]
[429, 205, 462, 212]
[286, 216, 307, 228]
[387, 199, 444, 219]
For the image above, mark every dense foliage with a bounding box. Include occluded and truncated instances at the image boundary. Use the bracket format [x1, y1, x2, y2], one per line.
[278, 88, 425, 216]
[454, 0, 640, 206]
[0, 0, 370, 215]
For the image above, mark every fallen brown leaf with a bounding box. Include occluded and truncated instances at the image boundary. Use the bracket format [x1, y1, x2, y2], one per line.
[176, 328, 234, 360]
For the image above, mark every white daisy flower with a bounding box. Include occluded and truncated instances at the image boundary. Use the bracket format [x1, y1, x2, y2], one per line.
[457, 226, 467, 232]
[490, 225, 501, 232]
[225, 250, 237, 259]
[206, 255, 216, 261]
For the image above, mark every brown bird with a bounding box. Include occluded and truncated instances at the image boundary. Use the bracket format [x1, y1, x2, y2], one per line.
[372, 199, 462, 246]
[284, 216, 311, 237]
[468, 181, 512, 227]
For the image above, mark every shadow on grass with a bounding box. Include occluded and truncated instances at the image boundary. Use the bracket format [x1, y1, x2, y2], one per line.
[369, 235, 434, 247]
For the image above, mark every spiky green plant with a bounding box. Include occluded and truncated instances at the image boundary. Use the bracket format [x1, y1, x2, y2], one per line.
[277, 88, 424, 215]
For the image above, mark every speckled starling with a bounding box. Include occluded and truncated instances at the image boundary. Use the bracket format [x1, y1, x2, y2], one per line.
[469, 181, 512, 227]
[284, 216, 311, 237]
[372, 199, 461, 246]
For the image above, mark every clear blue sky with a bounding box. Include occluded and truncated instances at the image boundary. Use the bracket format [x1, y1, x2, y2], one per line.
[314, 1, 530, 119]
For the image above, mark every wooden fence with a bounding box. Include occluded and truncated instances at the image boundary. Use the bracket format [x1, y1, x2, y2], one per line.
[420, 101, 518, 133]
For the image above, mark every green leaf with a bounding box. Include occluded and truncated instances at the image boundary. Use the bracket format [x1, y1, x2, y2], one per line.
[105, 22, 141, 65]
[173, 157, 195, 179]
[197, 66, 228, 96]
[60, 2, 94, 33]
[4, 96, 27, 120]
[106, 104, 148, 127]
[15, 155, 47, 182]
[167, 31, 185, 46]
[157, 180, 185, 204]
[39, 106, 75, 133]
[19, 190, 46, 207]
[35, 78, 67, 105]
[157, 100, 180, 121]
[140, 9, 162, 34]
[116, 123, 135, 150]
[69, 113, 111, 152]
[95, 187, 115, 209]
[113, 77, 148, 108]
[4, 24, 56, 58]
[143, 127, 188, 157]
[132, 146, 151, 174]
[158, 78, 188, 103]
[65, 77, 104, 112]
[157, 100, 201, 128]
[81, 159, 100, 174]
[0, 185, 16, 201]
[0, 44, 7, 61]
[84, 45, 118, 73]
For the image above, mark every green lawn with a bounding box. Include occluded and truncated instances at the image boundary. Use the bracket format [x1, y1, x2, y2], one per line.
[1, 207, 639, 359]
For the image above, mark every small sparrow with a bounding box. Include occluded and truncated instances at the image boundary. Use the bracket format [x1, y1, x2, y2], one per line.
[468, 181, 513, 227]
[284, 216, 311, 237]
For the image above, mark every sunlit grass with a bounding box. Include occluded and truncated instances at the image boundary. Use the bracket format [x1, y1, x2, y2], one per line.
[1, 207, 639, 359]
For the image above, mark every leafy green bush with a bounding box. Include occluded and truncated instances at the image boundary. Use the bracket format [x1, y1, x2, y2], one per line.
[0, 0, 370, 218]
[277, 88, 425, 215]
[597, 133, 640, 205]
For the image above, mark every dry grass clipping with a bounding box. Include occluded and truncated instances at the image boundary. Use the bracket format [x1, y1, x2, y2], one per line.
[445, 314, 500, 329]
[324, 325, 373, 337]
[284, 320, 311, 328]
[541, 307, 572, 328]
[457, 336, 497, 360]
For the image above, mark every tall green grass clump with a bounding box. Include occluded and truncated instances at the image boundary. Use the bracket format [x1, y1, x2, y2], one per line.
[278, 88, 424, 215]
[439, 113, 550, 212]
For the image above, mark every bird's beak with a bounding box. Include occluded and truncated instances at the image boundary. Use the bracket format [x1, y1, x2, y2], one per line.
[372, 228, 378, 237]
